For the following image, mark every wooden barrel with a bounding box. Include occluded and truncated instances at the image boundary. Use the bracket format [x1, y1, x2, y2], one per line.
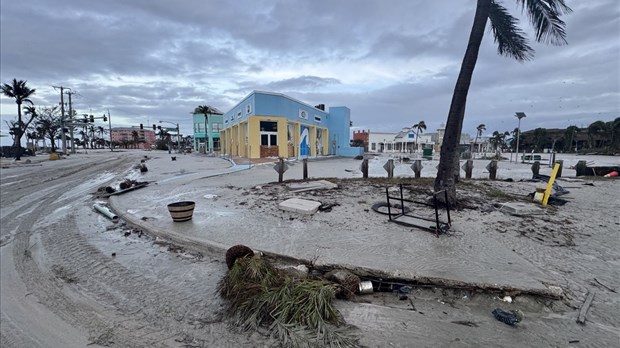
[167, 201, 195, 222]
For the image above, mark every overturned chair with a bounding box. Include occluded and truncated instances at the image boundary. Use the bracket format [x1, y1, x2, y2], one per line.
[383, 184, 452, 237]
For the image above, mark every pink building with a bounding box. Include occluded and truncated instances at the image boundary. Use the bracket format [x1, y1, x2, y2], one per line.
[110, 127, 156, 149]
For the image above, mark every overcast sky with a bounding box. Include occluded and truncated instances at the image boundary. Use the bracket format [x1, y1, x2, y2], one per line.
[1, 0, 618, 145]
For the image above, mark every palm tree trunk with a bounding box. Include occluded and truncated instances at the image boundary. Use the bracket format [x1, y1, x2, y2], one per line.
[434, 0, 491, 205]
[14, 102, 22, 160]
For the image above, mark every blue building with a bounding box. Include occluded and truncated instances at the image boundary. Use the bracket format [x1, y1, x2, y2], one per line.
[220, 91, 362, 159]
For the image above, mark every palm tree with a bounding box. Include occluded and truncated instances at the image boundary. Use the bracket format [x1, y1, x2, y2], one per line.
[472, 123, 486, 156]
[96, 126, 106, 149]
[412, 121, 426, 152]
[1, 79, 36, 160]
[564, 125, 579, 152]
[194, 105, 221, 153]
[489, 130, 510, 152]
[587, 120, 609, 149]
[434, 0, 572, 205]
[131, 130, 139, 149]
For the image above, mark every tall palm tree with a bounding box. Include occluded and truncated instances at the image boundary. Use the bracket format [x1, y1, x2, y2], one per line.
[1, 79, 36, 160]
[434, 0, 572, 205]
[472, 123, 486, 156]
[22, 105, 39, 156]
[96, 126, 106, 148]
[194, 105, 221, 152]
[412, 121, 426, 152]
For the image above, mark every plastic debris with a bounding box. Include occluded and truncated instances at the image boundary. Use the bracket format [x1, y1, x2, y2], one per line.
[500, 296, 513, 303]
[399, 286, 412, 294]
[492, 308, 524, 326]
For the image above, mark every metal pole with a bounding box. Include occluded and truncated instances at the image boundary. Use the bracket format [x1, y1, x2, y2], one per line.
[177, 123, 180, 153]
[516, 118, 521, 163]
[515, 112, 526, 164]
[60, 88, 67, 154]
[108, 110, 113, 151]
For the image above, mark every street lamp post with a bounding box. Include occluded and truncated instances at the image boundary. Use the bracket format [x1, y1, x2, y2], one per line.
[159, 120, 180, 153]
[515, 112, 526, 163]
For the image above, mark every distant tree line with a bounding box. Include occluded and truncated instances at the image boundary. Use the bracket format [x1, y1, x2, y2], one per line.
[486, 118, 620, 154]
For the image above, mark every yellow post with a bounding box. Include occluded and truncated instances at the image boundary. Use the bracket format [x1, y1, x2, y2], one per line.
[542, 163, 560, 207]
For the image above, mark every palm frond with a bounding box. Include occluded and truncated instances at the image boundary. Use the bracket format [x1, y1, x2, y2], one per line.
[515, 0, 572, 45]
[489, 1, 534, 61]
[218, 256, 358, 347]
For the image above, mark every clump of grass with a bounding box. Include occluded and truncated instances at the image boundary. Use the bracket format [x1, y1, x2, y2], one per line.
[218, 256, 358, 347]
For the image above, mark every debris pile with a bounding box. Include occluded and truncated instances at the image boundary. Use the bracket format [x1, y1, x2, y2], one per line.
[218, 245, 358, 347]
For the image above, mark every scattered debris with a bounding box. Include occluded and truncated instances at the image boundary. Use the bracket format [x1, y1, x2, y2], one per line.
[577, 290, 595, 325]
[318, 202, 340, 212]
[492, 308, 524, 326]
[500, 296, 513, 303]
[104, 181, 149, 197]
[324, 269, 360, 299]
[279, 197, 321, 215]
[93, 204, 120, 223]
[358, 281, 374, 295]
[288, 180, 338, 193]
[218, 255, 357, 347]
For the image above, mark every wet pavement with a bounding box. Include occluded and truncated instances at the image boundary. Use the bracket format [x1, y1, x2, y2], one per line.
[107, 151, 562, 296]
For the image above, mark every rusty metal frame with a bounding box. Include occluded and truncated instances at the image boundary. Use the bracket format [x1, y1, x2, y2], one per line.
[385, 184, 451, 237]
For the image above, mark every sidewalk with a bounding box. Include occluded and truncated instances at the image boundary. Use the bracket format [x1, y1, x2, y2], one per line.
[108, 153, 560, 297]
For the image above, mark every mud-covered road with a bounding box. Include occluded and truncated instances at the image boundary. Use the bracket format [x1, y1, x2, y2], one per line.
[0, 152, 278, 347]
[1, 150, 618, 347]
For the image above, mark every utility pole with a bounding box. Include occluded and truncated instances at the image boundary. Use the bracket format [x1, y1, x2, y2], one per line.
[66, 90, 77, 154]
[53, 86, 68, 154]
[108, 109, 113, 151]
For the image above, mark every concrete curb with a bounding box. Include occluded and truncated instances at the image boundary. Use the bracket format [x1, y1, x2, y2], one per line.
[108, 193, 562, 299]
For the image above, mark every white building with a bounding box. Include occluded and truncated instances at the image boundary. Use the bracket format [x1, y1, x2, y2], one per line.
[368, 128, 437, 153]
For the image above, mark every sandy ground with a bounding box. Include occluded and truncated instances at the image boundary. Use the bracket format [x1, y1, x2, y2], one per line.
[1, 149, 619, 347]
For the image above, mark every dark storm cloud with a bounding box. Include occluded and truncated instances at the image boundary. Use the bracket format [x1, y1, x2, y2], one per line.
[1, 0, 618, 142]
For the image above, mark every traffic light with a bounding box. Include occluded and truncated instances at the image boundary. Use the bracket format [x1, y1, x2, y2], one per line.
[157, 126, 162, 130]
[153, 124, 157, 130]
[103, 115, 107, 122]
[140, 123, 143, 130]
[90, 115, 95, 123]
